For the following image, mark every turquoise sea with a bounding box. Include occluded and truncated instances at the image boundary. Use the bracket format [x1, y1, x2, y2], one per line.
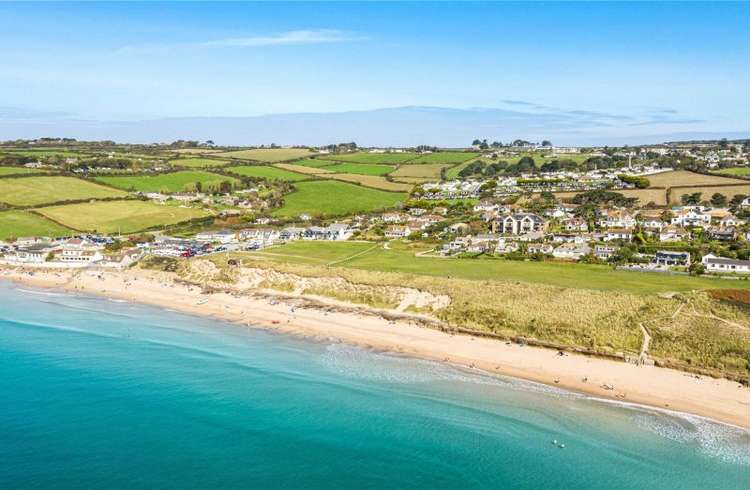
[0, 281, 748, 489]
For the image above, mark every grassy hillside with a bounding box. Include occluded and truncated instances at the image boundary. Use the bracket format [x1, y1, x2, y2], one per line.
[0, 210, 74, 240]
[274, 181, 407, 218]
[0, 176, 127, 206]
[96, 171, 239, 193]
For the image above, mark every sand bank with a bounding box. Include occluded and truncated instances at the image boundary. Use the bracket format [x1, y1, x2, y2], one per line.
[2, 265, 749, 430]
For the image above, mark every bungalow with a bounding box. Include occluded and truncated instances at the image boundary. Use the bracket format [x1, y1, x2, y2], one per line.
[527, 243, 554, 255]
[473, 200, 501, 213]
[702, 254, 750, 274]
[384, 225, 411, 239]
[654, 250, 690, 267]
[708, 226, 737, 241]
[448, 222, 471, 235]
[659, 226, 688, 242]
[603, 229, 632, 242]
[495, 213, 546, 235]
[552, 243, 591, 260]
[280, 227, 306, 241]
[495, 239, 520, 255]
[720, 214, 741, 228]
[195, 230, 236, 244]
[638, 217, 666, 231]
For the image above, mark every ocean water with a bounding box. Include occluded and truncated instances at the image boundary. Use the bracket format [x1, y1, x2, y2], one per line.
[0, 281, 748, 489]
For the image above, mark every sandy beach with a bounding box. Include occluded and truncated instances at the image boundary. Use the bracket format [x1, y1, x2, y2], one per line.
[2, 265, 749, 431]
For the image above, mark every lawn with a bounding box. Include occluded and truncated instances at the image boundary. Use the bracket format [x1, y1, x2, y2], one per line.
[717, 167, 750, 177]
[319, 163, 395, 175]
[171, 157, 230, 168]
[0, 176, 127, 206]
[390, 163, 449, 179]
[0, 166, 46, 177]
[36, 200, 210, 234]
[274, 180, 408, 218]
[320, 152, 419, 164]
[407, 152, 479, 164]
[215, 148, 315, 162]
[251, 241, 750, 295]
[327, 174, 413, 191]
[96, 171, 240, 193]
[0, 210, 73, 240]
[226, 166, 312, 182]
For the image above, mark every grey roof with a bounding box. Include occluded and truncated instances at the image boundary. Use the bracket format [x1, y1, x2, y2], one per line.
[704, 256, 750, 266]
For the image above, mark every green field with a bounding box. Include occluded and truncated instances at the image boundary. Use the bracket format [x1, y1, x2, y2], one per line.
[251, 241, 750, 295]
[444, 160, 480, 179]
[0, 167, 46, 177]
[96, 171, 240, 193]
[171, 157, 230, 168]
[717, 167, 750, 177]
[318, 163, 395, 175]
[2, 149, 82, 158]
[288, 158, 338, 168]
[274, 181, 407, 218]
[0, 210, 73, 240]
[0, 176, 127, 206]
[226, 166, 312, 182]
[320, 152, 418, 164]
[407, 152, 479, 164]
[390, 163, 448, 179]
[36, 200, 210, 234]
[215, 148, 315, 162]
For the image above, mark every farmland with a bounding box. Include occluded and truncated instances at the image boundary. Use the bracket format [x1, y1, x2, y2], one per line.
[273, 180, 407, 218]
[327, 174, 413, 191]
[407, 152, 479, 164]
[172, 148, 225, 155]
[287, 158, 336, 168]
[214, 148, 315, 162]
[320, 152, 418, 164]
[226, 166, 311, 182]
[0, 210, 73, 240]
[390, 163, 448, 180]
[273, 163, 333, 175]
[646, 170, 746, 187]
[554, 188, 669, 206]
[171, 157, 230, 168]
[669, 184, 750, 204]
[318, 163, 395, 175]
[96, 171, 240, 193]
[0, 167, 46, 177]
[0, 176, 127, 206]
[36, 200, 210, 234]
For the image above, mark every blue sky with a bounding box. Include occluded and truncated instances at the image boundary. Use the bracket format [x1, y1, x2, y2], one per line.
[1, 2, 749, 145]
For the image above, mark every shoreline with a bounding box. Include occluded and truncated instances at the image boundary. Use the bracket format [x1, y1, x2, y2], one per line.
[3, 265, 750, 431]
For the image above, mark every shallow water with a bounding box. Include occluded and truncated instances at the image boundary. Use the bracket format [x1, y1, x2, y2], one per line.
[1, 281, 748, 489]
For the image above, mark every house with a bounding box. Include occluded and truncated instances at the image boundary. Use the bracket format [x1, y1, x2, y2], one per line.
[594, 245, 618, 260]
[563, 217, 588, 232]
[384, 225, 411, 239]
[552, 243, 591, 260]
[702, 254, 750, 274]
[474, 200, 501, 213]
[382, 212, 408, 224]
[719, 214, 741, 228]
[708, 226, 737, 241]
[740, 197, 750, 209]
[59, 238, 104, 263]
[240, 228, 279, 245]
[654, 250, 691, 267]
[659, 226, 688, 242]
[494, 239, 520, 254]
[598, 209, 636, 229]
[603, 229, 632, 242]
[326, 223, 352, 240]
[16, 236, 48, 247]
[495, 213, 546, 235]
[448, 222, 471, 235]
[527, 243, 554, 255]
[670, 207, 711, 227]
[638, 214, 666, 231]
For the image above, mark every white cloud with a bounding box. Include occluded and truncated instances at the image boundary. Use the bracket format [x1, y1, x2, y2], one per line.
[117, 29, 364, 54]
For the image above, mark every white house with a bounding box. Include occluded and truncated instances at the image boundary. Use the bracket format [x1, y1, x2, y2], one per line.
[59, 238, 104, 263]
[671, 207, 711, 227]
[702, 254, 750, 274]
[552, 243, 591, 260]
[495, 213, 546, 235]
